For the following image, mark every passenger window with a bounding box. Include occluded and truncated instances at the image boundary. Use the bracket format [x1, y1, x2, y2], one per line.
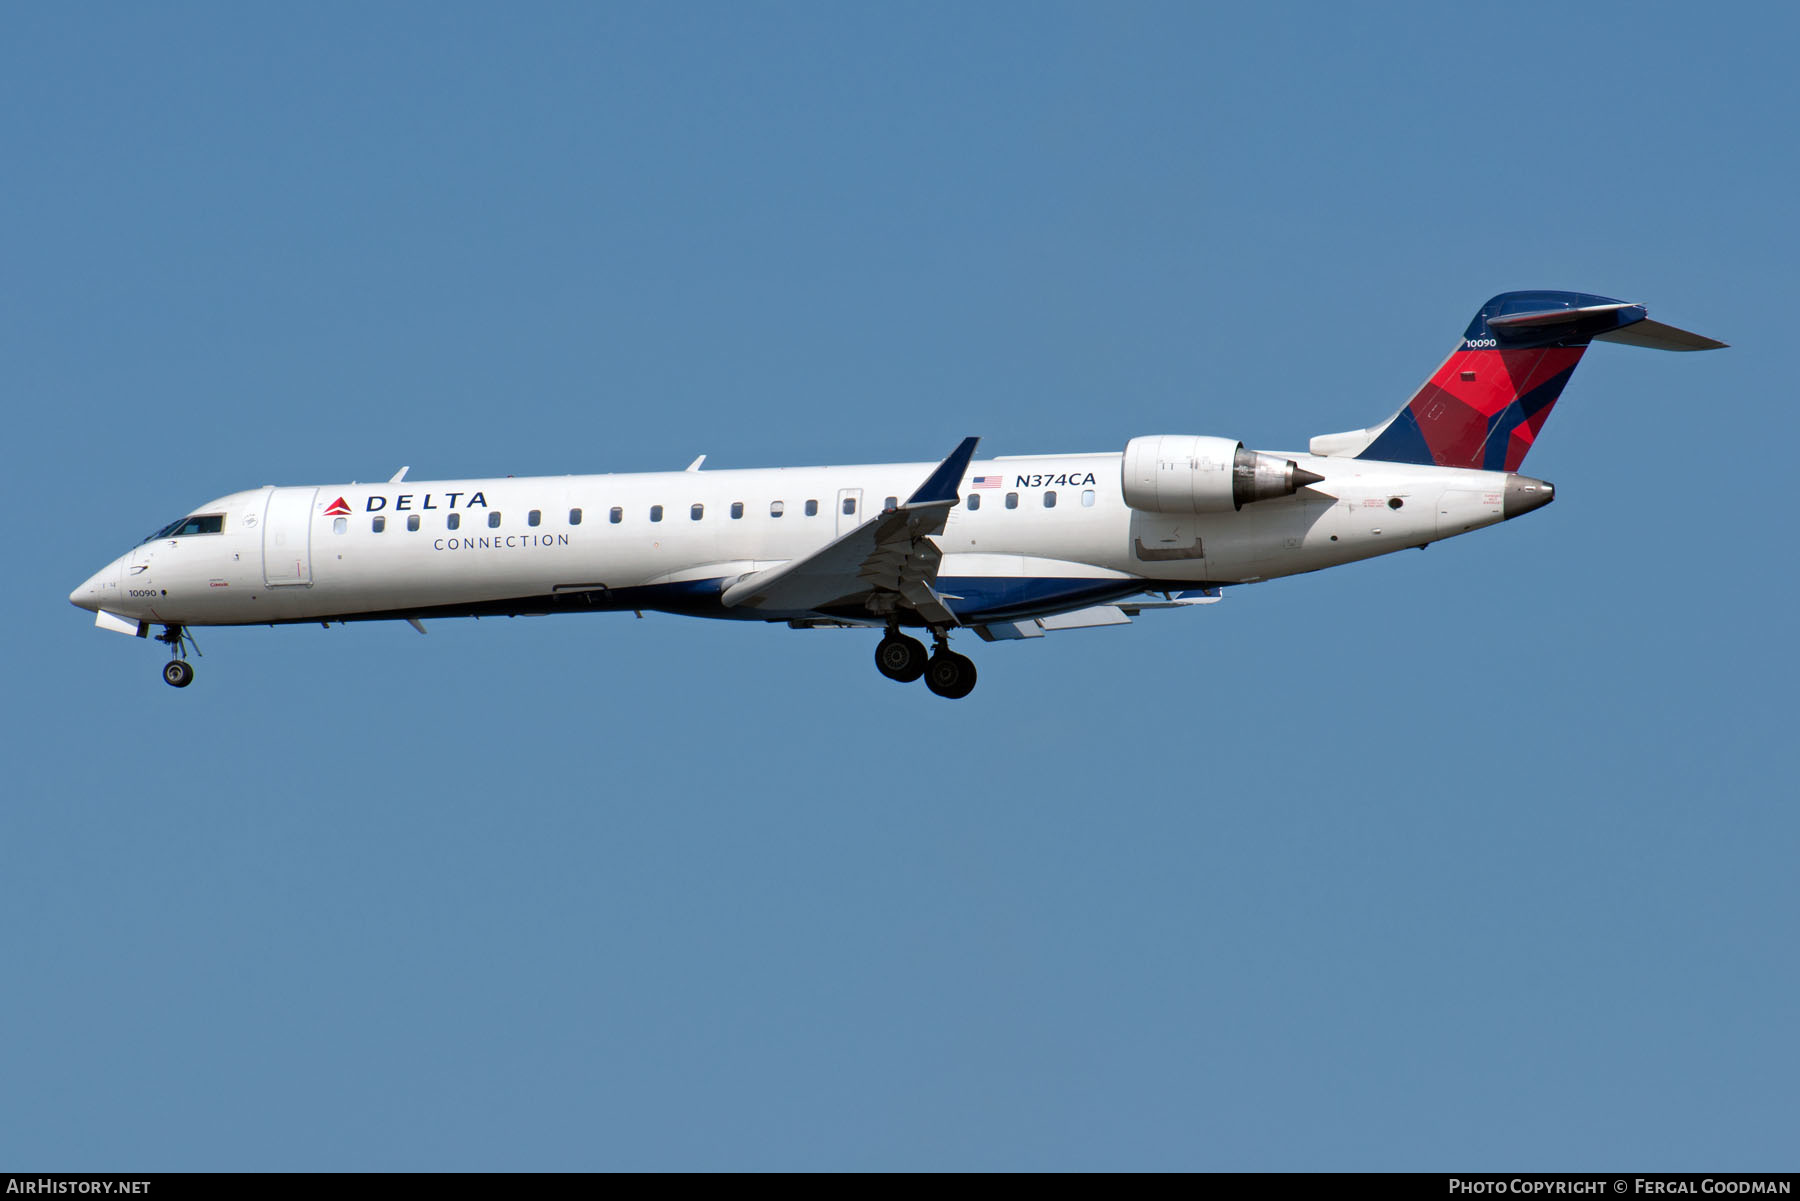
[372, 515, 386, 533]
[730, 502, 744, 519]
[967, 494, 981, 511]
[488, 511, 502, 528]
[804, 499, 818, 516]
[570, 508, 582, 525]
[771, 501, 785, 518]
[1081, 489, 1095, 507]
[842, 497, 857, 516]
[1005, 492, 1019, 509]
[333, 517, 347, 535]
[528, 510, 541, 527]
[610, 507, 622, 524]
[884, 496, 898, 511]
[691, 504, 704, 521]
[650, 505, 664, 523]
[1044, 491, 1056, 508]
[447, 513, 460, 531]
[408, 514, 420, 531]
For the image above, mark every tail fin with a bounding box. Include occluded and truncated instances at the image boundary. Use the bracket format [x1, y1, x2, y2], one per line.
[1310, 291, 1726, 471]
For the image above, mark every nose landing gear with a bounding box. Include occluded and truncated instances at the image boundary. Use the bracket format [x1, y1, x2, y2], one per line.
[156, 625, 200, 688]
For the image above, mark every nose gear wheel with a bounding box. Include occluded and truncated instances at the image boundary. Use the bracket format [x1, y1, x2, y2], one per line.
[155, 625, 201, 688]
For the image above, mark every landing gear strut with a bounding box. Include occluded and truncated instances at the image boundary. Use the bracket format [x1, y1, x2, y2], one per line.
[156, 624, 199, 688]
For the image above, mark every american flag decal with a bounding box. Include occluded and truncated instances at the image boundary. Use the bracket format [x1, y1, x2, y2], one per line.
[971, 475, 1002, 489]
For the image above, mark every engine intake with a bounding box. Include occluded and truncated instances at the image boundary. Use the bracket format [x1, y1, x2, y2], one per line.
[1122, 435, 1322, 514]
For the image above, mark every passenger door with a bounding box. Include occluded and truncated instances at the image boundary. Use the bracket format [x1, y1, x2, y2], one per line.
[262, 487, 318, 587]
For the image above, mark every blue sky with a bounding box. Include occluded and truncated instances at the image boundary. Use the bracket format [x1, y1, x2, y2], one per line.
[5, 2, 1795, 1170]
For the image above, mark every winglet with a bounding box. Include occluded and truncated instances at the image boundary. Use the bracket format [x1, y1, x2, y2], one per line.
[390, 466, 410, 483]
[905, 437, 981, 506]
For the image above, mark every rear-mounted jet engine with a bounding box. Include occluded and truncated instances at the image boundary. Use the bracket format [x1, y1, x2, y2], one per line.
[1120, 434, 1323, 514]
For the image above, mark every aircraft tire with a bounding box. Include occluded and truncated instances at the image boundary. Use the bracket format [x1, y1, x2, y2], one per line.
[923, 650, 976, 699]
[163, 660, 194, 688]
[875, 633, 928, 683]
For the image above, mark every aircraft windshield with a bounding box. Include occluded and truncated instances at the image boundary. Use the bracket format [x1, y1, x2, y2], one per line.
[141, 514, 224, 543]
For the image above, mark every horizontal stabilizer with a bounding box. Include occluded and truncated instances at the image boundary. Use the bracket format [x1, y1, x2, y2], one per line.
[1594, 318, 1728, 351]
[1486, 302, 1638, 330]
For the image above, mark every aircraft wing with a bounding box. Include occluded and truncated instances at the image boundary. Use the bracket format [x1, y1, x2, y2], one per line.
[719, 437, 979, 625]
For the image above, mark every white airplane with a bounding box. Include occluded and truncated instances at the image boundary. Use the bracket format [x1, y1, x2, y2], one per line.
[71, 291, 1722, 697]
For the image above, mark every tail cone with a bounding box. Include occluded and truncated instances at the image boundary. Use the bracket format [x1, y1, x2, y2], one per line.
[1502, 476, 1555, 520]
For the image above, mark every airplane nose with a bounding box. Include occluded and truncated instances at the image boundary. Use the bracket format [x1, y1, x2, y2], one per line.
[70, 559, 121, 612]
[70, 571, 102, 611]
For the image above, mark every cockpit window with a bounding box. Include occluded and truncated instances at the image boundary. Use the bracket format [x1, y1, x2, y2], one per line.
[142, 514, 224, 543]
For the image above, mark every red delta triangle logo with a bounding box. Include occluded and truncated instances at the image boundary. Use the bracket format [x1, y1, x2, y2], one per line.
[323, 497, 352, 516]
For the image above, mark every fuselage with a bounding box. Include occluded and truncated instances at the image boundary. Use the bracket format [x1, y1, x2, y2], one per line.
[70, 449, 1545, 633]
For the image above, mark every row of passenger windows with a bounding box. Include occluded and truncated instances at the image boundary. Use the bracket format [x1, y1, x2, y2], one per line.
[356, 511, 521, 533]
[969, 489, 1096, 511]
[335, 490, 1099, 534]
[157, 488, 1107, 545]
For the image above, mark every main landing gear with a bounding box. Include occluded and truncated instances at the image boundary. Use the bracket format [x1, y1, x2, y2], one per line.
[874, 631, 928, 683]
[157, 624, 199, 688]
[876, 628, 977, 699]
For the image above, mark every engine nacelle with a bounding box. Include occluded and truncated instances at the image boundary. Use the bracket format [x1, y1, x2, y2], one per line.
[1121, 435, 1322, 514]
